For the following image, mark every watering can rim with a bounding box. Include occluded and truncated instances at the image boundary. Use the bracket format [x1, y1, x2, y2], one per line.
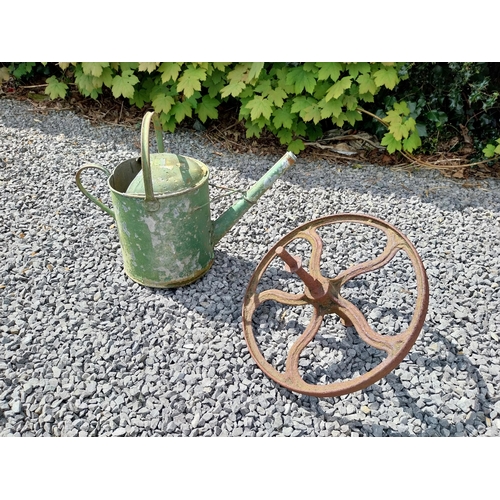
[109, 155, 210, 200]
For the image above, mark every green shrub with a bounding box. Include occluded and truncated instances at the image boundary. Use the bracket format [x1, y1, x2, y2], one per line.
[2, 61, 499, 161]
[367, 62, 500, 158]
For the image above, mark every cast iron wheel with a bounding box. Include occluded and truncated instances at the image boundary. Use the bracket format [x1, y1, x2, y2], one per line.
[242, 214, 429, 397]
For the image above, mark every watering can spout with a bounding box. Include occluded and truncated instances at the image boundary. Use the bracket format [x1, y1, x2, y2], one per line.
[212, 151, 297, 245]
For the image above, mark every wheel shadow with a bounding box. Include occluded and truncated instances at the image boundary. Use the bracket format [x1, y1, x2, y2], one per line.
[281, 329, 497, 437]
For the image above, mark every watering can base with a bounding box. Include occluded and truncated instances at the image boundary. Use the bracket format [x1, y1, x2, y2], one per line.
[123, 258, 215, 288]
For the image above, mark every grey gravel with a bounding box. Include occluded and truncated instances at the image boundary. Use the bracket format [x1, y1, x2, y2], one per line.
[1, 98, 500, 437]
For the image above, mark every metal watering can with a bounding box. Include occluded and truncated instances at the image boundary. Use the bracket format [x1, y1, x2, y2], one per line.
[76, 111, 296, 288]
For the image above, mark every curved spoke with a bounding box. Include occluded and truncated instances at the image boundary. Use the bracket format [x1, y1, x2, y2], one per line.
[255, 288, 309, 308]
[303, 226, 324, 280]
[333, 231, 403, 287]
[334, 295, 408, 355]
[284, 308, 323, 379]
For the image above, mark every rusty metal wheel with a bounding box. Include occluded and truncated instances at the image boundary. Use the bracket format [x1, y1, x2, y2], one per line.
[242, 214, 429, 397]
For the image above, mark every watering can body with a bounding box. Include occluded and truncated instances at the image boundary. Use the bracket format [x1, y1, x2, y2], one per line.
[76, 112, 296, 288]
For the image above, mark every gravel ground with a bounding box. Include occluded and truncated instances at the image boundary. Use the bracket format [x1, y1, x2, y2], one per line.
[1, 97, 500, 437]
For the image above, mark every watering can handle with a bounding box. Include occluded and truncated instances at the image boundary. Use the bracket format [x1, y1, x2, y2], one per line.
[140, 111, 165, 211]
[75, 163, 115, 219]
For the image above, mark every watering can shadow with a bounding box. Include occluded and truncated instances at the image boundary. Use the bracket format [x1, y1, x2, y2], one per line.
[76, 111, 297, 288]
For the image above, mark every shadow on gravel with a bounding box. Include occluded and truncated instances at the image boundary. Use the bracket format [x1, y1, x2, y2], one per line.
[276, 329, 496, 437]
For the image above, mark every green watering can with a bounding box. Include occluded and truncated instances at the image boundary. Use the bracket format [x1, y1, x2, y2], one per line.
[76, 111, 296, 288]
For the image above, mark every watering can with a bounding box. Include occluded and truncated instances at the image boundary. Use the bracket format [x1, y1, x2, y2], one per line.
[75, 111, 296, 288]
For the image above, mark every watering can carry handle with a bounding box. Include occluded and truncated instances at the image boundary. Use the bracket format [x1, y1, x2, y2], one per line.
[75, 163, 115, 219]
[141, 111, 165, 211]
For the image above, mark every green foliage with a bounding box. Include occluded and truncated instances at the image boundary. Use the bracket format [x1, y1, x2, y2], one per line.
[11, 62, 36, 79]
[369, 62, 500, 158]
[45, 76, 68, 99]
[3, 62, 499, 161]
[483, 139, 500, 158]
[0, 66, 10, 82]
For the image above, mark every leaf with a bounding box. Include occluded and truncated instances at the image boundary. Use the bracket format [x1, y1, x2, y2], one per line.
[227, 63, 252, 83]
[152, 94, 175, 114]
[177, 66, 207, 98]
[238, 98, 252, 120]
[301, 103, 322, 124]
[357, 73, 377, 95]
[212, 62, 231, 71]
[158, 62, 181, 83]
[286, 66, 317, 94]
[291, 95, 316, 114]
[277, 128, 293, 145]
[266, 87, 288, 107]
[159, 112, 177, 133]
[483, 141, 500, 158]
[100, 67, 114, 88]
[403, 131, 422, 153]
[319, 97, 343, 119]
[0, 67, 9, 82]
[204, 74, 226, 98]
[313, 81, 331, 100]
[244, 95, 273, 120]
[332, 112, 347, 128]
[388, 119, 408, 141]
[384, 109, 403, 124]
[248, 62, 264, 82]
[74, 70, 99, 95]
[185, 91, 202, 108]
[150, 83, 175, 100]
[245, 121, 263, 139]
[273, 106, 294, 129]
[254, 79, 272, 94]
[358, 92, 375, 103]
[288, 139, 305, 154]
[347, 62, 371, 78]
[343, 94, 358, 111]
[130, 85, 151, 108]
[294, 121, 308, 137]
[138, 62, 159, 73]
[381, 132, 402, 153]
[426, 110, 448, 127]
[325, 76, 352, 101]
[416, 123, 428, 137]
[81, 62, 109, 77]
[220, 80, 247, 98]
[44, 76, 68, 99]
[172, 100, 193, 122]
[12, 63, 35, 78]
[118, 62, 138, 72]
[316, 62, 343, 81]
[393, 101, 410, 116]
[344, 110, 362, 126]
[373, 67, 399, 90]
[305, 123, 323, 141]
[197, 95, 220, 123]
[111, 70, 139, 99]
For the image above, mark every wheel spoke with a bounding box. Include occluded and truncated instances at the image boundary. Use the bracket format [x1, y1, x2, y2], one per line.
[303, 226, 324, 280]
[333, 231, 403, 287]
[255, 288, 309, 307]
[334, 295, 407, 355]
[284, 308, 323, 380]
